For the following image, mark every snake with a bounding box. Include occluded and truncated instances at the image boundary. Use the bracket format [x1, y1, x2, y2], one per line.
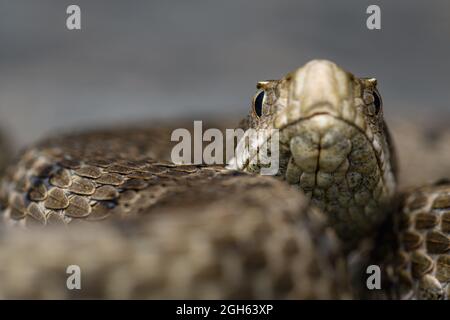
[0, 60, 448, 299]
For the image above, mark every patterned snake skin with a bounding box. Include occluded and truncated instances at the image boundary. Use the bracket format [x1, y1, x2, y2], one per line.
[379, 182, 450, 299]
[0, 60, 448, 299]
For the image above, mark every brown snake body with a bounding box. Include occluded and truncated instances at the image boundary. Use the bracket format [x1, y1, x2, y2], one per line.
[0, 60, 448, 299]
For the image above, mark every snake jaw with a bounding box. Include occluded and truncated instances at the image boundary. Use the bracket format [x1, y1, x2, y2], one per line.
[280, 117, 395, 246]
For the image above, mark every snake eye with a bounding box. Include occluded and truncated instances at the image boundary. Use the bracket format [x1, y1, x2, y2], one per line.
[253, 91, 265, 118]
[373, 90, 382, 114]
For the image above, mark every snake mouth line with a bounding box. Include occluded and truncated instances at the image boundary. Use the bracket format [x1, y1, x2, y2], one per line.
[278, 112, 363, 140]
[278, 112, 385, 182]
[239, 111, 383, 178]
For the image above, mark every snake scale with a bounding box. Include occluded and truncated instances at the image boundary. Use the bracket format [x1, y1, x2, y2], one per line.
[0, 60, 448, 299]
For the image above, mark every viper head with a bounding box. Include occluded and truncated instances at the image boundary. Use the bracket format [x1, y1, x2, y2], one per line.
[237, 60, 397, 244]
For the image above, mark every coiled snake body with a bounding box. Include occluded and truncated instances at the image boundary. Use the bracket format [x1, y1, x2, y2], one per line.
[0, 60, 448, 299]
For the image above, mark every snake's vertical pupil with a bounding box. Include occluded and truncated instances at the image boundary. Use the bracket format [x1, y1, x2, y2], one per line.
[373, 90, 382, 114]
[253, 91, 265, 117]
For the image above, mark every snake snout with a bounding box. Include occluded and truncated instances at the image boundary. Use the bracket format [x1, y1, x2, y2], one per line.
[275, 60, 354, 129]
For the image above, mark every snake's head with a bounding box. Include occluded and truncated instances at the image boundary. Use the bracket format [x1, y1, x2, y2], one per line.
[239, 59, 397, 245]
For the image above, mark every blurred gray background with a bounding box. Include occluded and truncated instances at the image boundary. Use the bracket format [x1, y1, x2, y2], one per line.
[0, 0, 449, 147]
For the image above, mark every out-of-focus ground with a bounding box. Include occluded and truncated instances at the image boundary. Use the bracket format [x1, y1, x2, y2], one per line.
[388, 116, 450, 189]
[0, 1, 449, 148]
